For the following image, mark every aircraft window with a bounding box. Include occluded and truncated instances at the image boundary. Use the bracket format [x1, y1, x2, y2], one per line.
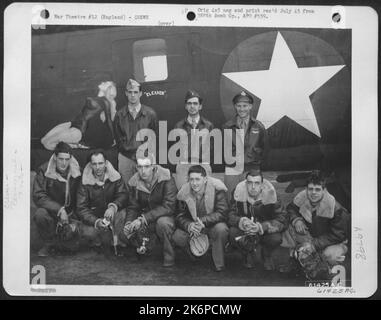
[133, 39, 168, 82]
[142, 55, 168, 81]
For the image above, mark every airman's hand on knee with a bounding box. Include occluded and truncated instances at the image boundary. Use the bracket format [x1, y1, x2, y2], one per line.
[295, 220, 308, 234]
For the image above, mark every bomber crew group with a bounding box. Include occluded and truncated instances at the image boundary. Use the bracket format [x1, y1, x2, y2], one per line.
[34, 79, 350, 280]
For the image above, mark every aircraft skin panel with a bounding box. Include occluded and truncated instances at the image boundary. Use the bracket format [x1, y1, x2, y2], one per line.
[31, 26, 351, 171]
[32, 52, 65, 89]
[32, 31, 67, 53]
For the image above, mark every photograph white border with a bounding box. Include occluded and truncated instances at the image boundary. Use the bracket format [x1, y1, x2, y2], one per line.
[3, 3, 378, 297]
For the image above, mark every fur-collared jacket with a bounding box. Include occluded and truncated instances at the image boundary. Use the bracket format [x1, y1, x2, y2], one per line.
[76, 161, 128, 226]
[33, 154, 81, 215]
[286, 189, 350, 250]
[176, 177, 229, 231]
[126, 165, 177, 224]
[228, 179, 287, 234]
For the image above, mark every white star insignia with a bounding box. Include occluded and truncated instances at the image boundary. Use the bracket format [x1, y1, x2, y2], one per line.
[223, 32, 345, 137]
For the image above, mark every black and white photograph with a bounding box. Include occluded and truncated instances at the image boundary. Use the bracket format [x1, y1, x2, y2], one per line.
[3, 3, 378, 297]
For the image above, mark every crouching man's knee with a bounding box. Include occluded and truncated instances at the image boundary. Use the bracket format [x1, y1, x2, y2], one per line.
[113, 209, 127, 236]
[262, 232, 282, 249]
[228, 227, 243, 244]
[34, 208, 53, 223]
[155, 216, 175, 237]
[80, 224, 101, 242]
[210, 222, 229, 241]
[172, 229, 189, 248]
[34, 208, 56, 241]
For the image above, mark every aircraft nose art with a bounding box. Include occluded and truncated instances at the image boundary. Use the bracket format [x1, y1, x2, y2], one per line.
[220, 30, 349, 147]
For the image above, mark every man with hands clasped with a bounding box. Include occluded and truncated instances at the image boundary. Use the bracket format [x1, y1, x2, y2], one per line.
[76, 150, 128, 251]
[228, 169, 287, 270]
